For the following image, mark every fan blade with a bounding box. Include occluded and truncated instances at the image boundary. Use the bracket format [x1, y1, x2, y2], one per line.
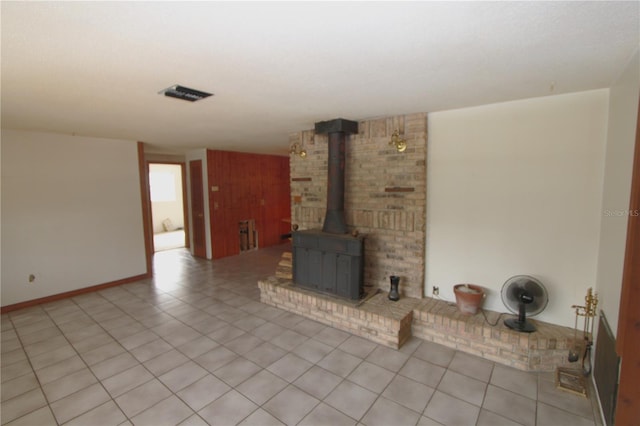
[523, 280, 544, 297]
[508, 286, 523, 301]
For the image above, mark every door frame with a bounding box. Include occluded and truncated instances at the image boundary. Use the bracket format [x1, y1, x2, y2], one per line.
[137, 143, 192, 274]
[614, 97, 640, 425]
[137, 142, 153, 276]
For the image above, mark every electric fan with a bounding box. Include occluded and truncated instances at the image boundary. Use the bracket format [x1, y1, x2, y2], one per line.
[501, 275, 548, 333]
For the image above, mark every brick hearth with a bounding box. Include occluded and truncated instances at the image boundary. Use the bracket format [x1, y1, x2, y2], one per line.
[259, 275, 582, 372]
[259, 276, 418, 349]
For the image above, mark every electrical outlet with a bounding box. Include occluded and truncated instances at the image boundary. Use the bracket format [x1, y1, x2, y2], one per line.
[433, 286, 439, 296]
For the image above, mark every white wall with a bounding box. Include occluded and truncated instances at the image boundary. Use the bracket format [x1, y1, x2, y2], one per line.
[1, 130, 147, 306]
[426, 90, 609, 328]
[185, 149, 212, 259]
[595, 49, 640, 336]
[149, 163, 184, 233]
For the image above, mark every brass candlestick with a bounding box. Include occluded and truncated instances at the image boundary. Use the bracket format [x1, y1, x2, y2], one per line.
[572, 288, 598, 351]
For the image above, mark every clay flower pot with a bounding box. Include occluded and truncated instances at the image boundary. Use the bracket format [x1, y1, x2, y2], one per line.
[453, 284, 485, 315]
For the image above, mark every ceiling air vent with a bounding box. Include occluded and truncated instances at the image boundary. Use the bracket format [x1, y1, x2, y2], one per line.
[159, 85, 213, 102]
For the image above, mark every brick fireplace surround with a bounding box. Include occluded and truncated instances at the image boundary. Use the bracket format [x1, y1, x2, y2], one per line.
[289, 113, 427, 299]
[262, 113, 580, 372]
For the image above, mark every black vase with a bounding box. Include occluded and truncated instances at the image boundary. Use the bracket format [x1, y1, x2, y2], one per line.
[389, 276, 400, 301]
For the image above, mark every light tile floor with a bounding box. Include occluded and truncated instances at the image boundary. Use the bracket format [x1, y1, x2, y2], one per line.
[1, 244, 602, 426]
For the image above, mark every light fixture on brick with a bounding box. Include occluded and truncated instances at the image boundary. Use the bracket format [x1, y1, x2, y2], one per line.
[389, 129, 407, 152]
[290, 142, 307, 158]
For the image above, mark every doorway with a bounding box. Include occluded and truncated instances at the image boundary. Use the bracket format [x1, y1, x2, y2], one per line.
[149, 163, 188, 252]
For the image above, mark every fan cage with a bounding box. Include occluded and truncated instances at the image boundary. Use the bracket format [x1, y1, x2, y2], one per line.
[500, 275, 548, 317]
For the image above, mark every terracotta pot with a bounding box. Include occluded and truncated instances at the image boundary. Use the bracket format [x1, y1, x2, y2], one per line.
[453, 284, 485, 315]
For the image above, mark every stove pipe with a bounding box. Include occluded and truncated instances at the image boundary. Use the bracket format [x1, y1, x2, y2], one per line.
[314, 119, 359, 234]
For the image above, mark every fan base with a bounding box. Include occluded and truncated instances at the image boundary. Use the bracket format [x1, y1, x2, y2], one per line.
[504, 318, 536, 333]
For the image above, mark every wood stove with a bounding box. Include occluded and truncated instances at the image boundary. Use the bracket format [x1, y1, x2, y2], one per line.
[292, 118, 365, 300]
[293, 230, 364, 300]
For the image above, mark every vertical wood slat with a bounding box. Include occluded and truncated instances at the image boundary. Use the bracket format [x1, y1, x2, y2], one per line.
[189, 159, 207, 258]
[207, 150, 290, 259]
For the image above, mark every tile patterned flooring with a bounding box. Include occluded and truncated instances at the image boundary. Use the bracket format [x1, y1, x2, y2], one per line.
[1, 244, 602, 425]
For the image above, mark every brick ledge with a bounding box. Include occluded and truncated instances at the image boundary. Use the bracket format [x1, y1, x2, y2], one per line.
[258, 277, 582, 371]
[412, 297, 582, 371]
[258, 276, 419, 349]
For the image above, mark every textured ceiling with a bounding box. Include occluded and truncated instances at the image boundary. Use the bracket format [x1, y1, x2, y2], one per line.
[1, 1, 638, 155]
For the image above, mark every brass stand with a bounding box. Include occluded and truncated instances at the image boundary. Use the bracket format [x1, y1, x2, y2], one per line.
[555, 288, 598, 397]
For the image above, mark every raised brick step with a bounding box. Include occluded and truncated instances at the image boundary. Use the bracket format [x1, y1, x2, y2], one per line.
[275, 252, 292, 280]
[412, 297, 583, 372]
[258, 277, 583, 371]
[258, 276, 418, 349]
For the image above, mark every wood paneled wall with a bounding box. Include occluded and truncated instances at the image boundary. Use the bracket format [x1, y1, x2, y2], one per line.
[207, 150, 290, 259]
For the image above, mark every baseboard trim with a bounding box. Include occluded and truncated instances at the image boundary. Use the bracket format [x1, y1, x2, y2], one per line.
[0, 273, 150, 314]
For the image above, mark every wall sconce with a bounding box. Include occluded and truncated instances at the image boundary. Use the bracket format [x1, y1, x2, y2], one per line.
[389, 130, 407, 152]
[290, 143, 307, 158]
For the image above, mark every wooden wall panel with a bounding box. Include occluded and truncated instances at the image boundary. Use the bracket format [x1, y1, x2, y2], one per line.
[614, 97, 640, 425]
[207, 150, 290, 259]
